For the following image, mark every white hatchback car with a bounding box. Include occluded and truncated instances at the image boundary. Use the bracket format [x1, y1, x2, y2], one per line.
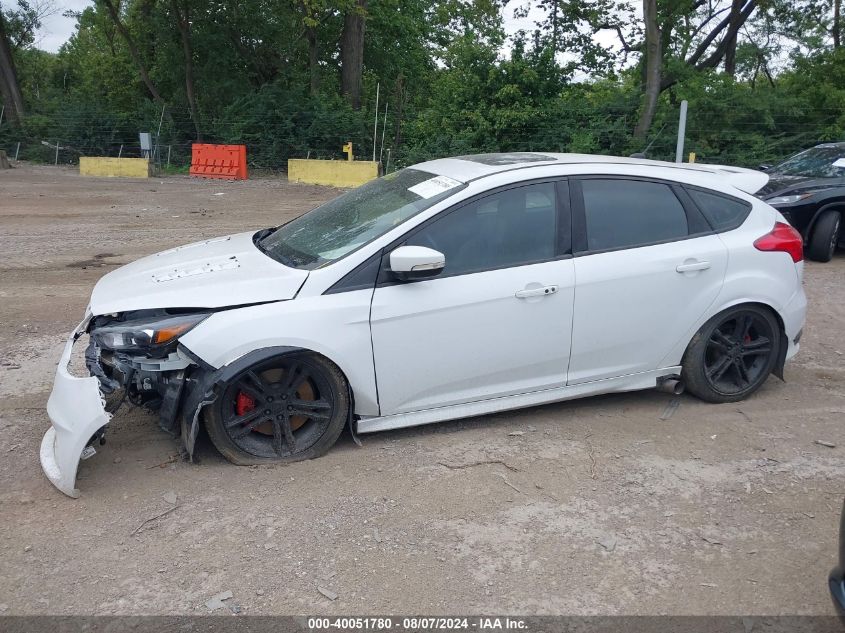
[42, 153, 807, 496]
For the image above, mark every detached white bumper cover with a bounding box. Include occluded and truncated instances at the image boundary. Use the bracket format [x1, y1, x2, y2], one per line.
[41, 318, 111, 498]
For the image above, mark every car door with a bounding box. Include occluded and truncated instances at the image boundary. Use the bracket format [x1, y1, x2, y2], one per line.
[567, 176, 729, 385]
[369, 180, 575, 415]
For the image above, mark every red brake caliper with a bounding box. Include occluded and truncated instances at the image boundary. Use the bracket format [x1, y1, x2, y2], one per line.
[236, 391, 255, 417]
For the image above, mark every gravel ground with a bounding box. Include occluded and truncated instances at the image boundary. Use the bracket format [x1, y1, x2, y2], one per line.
[0, 163, 843, 616]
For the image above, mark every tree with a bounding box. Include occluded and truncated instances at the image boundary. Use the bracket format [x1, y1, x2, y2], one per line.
[0, 8, 24, 124]
[98, 0, 166, 106]
[630, 0, 759, 138]
[634, 0, 660, 139]
[340, 0, 366, 109]
[171, 0, 201, 140]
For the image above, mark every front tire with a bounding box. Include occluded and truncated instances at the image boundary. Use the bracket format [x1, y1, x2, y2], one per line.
[682, 305, 780, 403]
[806, 210, 841, 262]
[205, 352, 349, 465]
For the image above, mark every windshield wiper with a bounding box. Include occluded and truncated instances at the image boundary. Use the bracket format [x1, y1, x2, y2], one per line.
[253, 227, 297, 268]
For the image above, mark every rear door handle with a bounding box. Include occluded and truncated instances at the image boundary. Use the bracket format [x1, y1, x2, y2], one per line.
[515, 285, 558, 298]
[676, 260, 711, 273]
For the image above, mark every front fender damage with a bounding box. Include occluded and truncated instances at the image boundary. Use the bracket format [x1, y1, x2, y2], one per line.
[41, 328, 314, 496]
[178, 345, 303, 459]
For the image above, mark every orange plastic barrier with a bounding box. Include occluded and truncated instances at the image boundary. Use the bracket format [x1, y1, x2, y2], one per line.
[190, 144, 248, 180]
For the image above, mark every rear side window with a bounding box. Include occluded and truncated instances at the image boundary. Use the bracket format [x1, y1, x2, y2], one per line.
[685, 188, 751, 232]
[580, 179, 688, 251]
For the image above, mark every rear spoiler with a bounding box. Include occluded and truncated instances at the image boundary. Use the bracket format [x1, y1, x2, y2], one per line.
[693, 164, 769, 195]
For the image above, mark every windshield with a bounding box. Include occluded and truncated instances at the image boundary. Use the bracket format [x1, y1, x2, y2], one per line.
[258, 168, 464, 269]
[769, 146, 845, 178]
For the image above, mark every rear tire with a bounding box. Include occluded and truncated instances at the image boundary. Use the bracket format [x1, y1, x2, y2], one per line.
[205, 352, 349, 466]
[806, 210, 841, 262]
[682, 305, 780, 403]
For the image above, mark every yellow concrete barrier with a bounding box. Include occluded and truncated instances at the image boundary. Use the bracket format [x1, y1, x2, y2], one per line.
[288, 159, 379, 188]
[79, 157, 150, 178]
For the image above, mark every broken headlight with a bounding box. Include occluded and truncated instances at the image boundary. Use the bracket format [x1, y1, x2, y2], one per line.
[91, 313, 209, 352]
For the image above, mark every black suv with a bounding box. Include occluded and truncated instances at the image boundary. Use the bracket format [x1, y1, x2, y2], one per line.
[758, 142, 845, 262]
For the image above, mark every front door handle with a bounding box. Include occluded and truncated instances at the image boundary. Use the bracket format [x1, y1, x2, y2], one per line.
[676, 260, 711, 273]
[515, 285, 558, 298]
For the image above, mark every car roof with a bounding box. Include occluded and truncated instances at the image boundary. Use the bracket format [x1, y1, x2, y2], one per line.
[411, 152, 768, 194]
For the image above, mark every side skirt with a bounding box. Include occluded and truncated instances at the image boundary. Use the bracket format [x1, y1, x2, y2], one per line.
[357, 366, 683, 434]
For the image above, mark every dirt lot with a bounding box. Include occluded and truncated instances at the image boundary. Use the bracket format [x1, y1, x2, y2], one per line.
[0, 163, 843, 616]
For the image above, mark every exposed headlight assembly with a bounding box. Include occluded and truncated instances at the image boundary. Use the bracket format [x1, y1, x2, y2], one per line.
[91, 313, 209, 352]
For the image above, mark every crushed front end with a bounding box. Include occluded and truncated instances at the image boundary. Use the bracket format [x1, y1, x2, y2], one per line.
[41, 309, 213, 498]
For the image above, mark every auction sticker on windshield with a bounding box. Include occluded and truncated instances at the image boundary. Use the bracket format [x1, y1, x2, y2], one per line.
[408, 175, 463, 199]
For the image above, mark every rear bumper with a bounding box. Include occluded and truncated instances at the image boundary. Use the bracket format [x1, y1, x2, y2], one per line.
[41, 318, 111, 498]
[782, 285, 807, 363]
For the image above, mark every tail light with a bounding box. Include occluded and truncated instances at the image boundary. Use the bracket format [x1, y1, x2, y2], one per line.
[754, 222, 804, 263]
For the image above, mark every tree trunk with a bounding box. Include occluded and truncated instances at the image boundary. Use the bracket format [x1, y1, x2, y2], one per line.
[834, 0, 841, 48]
[340, 0, 366, 109]
[392, 73, 405, 149]
[724, 0, 743, 76]
[634, 0, 661, 140]
[0, 11, 24, 125]
[306, 24, 319, 95]
[100, 0, 166, 106]
[172, 0, 202, 141]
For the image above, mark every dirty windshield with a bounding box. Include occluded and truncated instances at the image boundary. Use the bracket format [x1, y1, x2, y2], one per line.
[769, 145, 845, 179]
[257, 169, 464, 269]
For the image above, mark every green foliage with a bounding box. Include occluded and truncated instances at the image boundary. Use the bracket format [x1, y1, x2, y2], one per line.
[213, 85, 370, 169]
[1, 0, 844, 170]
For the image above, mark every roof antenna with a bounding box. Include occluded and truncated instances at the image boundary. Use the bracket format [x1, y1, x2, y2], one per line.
[630, 123, 667, 159]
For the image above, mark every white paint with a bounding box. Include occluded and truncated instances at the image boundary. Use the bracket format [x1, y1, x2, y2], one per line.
[567, 234, 728, 384]
[388, 245, 445, 272]
[89, 231, 308, 313]
[370, 260, 575, 414]
[41, 318, 111, 498]
[43, 153, 807, 497]
[357, 367, 681, 434]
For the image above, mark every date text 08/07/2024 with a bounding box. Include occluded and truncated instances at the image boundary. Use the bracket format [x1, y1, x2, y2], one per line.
[307, 618, 528, 630]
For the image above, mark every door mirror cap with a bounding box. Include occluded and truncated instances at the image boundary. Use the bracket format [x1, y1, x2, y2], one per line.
[389, 245, 445, 282]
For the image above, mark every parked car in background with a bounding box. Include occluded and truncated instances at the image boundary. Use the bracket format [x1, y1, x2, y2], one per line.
[831, 499, 845, 616]
[42, 153, 807, 497]
[758, 142, 845, 262]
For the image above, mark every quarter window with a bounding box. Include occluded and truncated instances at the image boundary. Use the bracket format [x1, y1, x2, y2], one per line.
[581, 179, 689, 251]
[404, 182, 559, 277]
[686, 187, 751, 232]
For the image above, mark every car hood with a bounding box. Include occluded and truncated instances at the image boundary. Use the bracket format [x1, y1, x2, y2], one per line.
[89, 231, 308, 315]
[757, 174, 842, 197]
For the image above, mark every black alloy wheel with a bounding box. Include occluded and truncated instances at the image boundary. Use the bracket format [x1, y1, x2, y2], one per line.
[703, 312, 774, 395]
[205, 353, 349, 464]
[683, 305, 781, 403]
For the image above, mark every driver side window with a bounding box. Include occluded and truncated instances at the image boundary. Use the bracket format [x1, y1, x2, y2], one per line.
[404, 182, 561, 278]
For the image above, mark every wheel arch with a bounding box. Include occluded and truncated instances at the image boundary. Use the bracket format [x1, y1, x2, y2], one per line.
[680, 300, 788, 381]
[178, 344, 359, 459]
[807, 202, 844, 242]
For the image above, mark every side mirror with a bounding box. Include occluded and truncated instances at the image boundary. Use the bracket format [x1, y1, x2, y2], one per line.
[389, 245, 445, 282]
[759, 164, 772, 171]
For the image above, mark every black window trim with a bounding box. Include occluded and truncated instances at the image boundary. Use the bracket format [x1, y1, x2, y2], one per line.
[681, 182, 753, 234]
[570, 174, 717, 257]
[323, 250, 383, 295]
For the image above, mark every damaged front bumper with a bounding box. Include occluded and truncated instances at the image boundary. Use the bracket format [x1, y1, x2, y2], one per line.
[41, 317, 111, 498]
[41, 314, 219, 498]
